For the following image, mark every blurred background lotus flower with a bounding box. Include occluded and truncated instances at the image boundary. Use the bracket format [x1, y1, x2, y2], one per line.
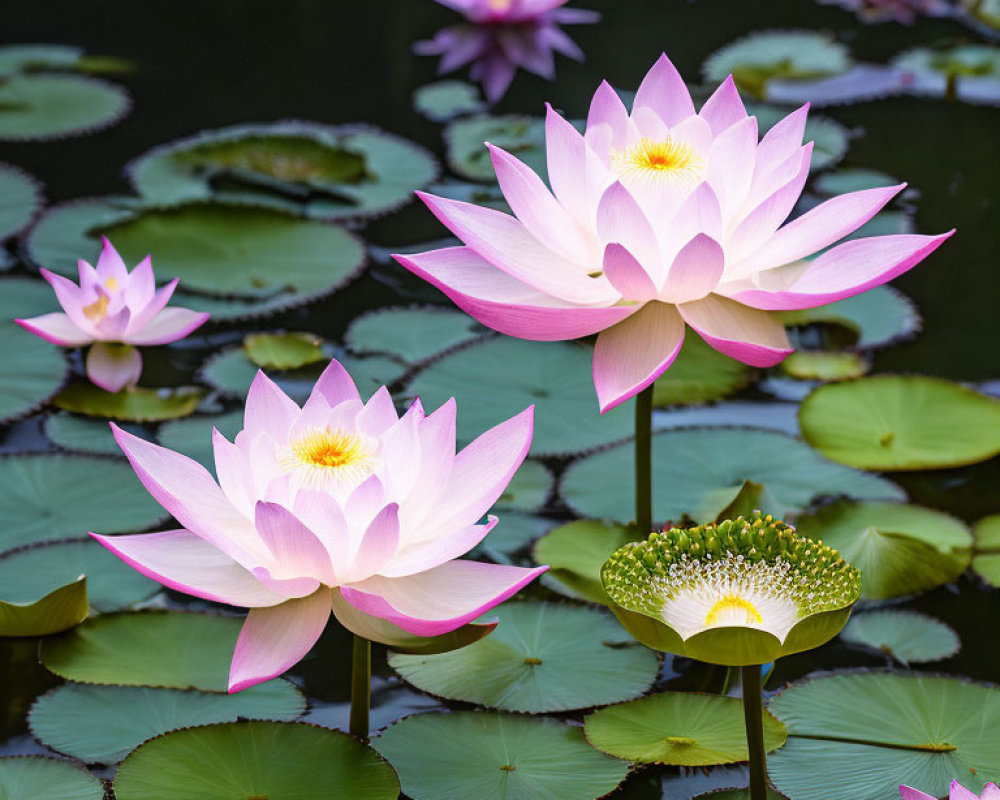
[395, 53, 953, 413]
[817, 0, 955, 24]
[15, 238, 209, 393]
[415, 0, 599, 103]
[92, 359, 546, 694]
[902, 781, 1000, 800]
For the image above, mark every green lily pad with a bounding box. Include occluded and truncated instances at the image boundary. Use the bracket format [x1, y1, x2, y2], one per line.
[495, 460, 554, 513]
[0, 576, 87, 637]
[768, 671, 1000, 800]
[653, 335, 754, 407]
[532, 519, 634, 604]
[794, 501, 972, 600]
[813, 168, 901, 197]
[472, 511, 552, 563]
[126, 122, 437, 220]
[0, 44, 84, 76]
[892, 45, 1000, 104]
[243, 332, 326, 370]
[40, 611, 246, 691]
[113, 721, 400, 800]
[799, 376, 1000, 470]
[446, 114, 555, 182]
[0, 454, 165, 549]
[44, 413, 144, 455]
[584, 692, 787, 766]
[414, 81, 485, 122]
[746, 102, 850, 171]
[560, 427, 905, 525]
[345, 306, 487, 366]
[841, 610, 960, 665]
[30, 681, 306, 765]
[0, 324, 68, 424]
[0, 73, 129, 140]
[694, 789, 788, 800]
[407, 338, 632, 456]
[374, 712, 629, 800]
[780, 351, 870, 381]
[0, 756, 103, 800]
[0, 162, 43, 240]
[972, 514, 1000, 587]
[53, 383, 204, 422]
[389, 602, 659, 713]
[156, 410, 244, 469]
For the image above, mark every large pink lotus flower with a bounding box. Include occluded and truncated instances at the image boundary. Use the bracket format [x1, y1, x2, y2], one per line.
[15, 238, 209, 393]
[395, 54, 953, 412]
[901, 781, 1000, 800]
[92, 359, 545, 692]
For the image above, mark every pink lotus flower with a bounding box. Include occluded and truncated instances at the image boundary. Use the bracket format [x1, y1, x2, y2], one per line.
[901, 781, 1000, 800]
[818, 0, 953, 24]
[433, 0, 592, 25]
[92, 359, 546, 692]
[15, 238, 209, 393]
[395, 54, 953, 412]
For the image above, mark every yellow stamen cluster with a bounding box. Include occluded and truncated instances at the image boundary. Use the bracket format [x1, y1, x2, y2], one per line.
[612, 137, 702, 184]
[281, 426, 378, 490]
[82, 294, 110, 323]
[705, 595, 763, 626]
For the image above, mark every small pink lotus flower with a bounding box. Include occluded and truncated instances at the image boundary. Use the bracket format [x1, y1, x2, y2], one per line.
[433, 0, 592, 25]
[901, 781, 1000, 800]
[16, 238, 209, 393]
[395, 54, 953, 412]
[818, 0, 952, 24]
[93, 359, 546, 692]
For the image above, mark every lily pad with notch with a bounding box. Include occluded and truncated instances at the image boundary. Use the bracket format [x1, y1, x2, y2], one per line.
[841, 609, 960, 665]
[532, 519, 634, 604]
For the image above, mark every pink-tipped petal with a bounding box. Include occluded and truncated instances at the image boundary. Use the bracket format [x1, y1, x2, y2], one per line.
[662, 234, 725, 304]
[255, 501, 336, 585]
[123, 256, 155, 308]
[586, 80, 630, 148]
[40, 268, 94, 333]
[340, 560, 547, 637]
[545, 103, 589, 223]
[124, 307, 209, 346]
[212, 428, 256, 518]
[898, 788, 936, 800]
[128, 278, 179, 331]
[15, 313, 92, 346]
[950, 784, 981, 800]
[357, 386, 398, 438]
[228, 589, 331, 692]
[596, 181, 664, 284]
[634, 53, 695, 127]
[679, 294, 792, 367]
[603, 244, 658, 301]
[96, 237, 130, 284]
[592, 301, 685, 413]
[399, 398, 458, 531]
[310, 358, 361, 407]
[86, 342, 141, 393]
[244, 370, 299, 442]
[290, 489, 351, 571]
[705, 115, 758, 217]
[700, 74, 748, 135]
[381, 517, 498, 578]
[979, 784, 1000, 800]
[755, 103, 809, 177]
[343, 503, 400, 583]
[345, 475, 386, 531]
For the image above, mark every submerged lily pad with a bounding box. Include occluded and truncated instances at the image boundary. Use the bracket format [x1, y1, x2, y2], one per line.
[414, 81, 485, 122]
[972, 515, 1000, 587]
[768, 671, 1000, 800]
[0, 756, 103, 800]
[532, 519, 634, 604]
[780, 351, 870, 381]
[243, 332, 325, 370]
[0, 162, 43, 240]
[841, 610, 960, 664]
[446, 114, 554, 181]
[799, 376, 1000, 470]
[560, 427, 905, 525]
[30, 681, 306, 765]
[156, 410, 244, 469]
[389, 602, 659, 713]
[794, 501, 972, 600]
[0, 577, 87, 637]
[345, 305, 487, 366]
[0, 73, 129, 140]
[584, 692, 787, 766]
[374, 712, 629, 800]
[654, 335, 754, 407]
[53, 383, 204, 422]
[113, 721, 400, 800]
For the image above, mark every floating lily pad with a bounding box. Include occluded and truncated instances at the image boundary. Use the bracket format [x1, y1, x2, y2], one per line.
[746, 102, 850, 171]
[794, 501, 972, 600]
[780, 351, 870, 381]
[0, 73, 129, 140]
[414, 81, 485, 122]
[654, 335, 755, 407]
[0, 577, 87, 637]
[813, 168, 901, 197]
[0, 454, 165, 549]
[40, 611, 245, 691]
[30, 681, 306, 765]
[0, 326, 68, 424]
[0, 44, 84, 76]
[495, 460, 554, 513]
[389, 602, 659, 713]
[53, 383, 204, 422]
[345, 306, 487, 366]
[799, 376, 1000, 470]
[560, 427, 905, 525]
[893, 45, 1000, 106]
[243, 332, 325, 370]
[113, 721, 400, 800]
[694, 789, 788, 800]
[424, 179, 511, 212]
[156, 410, 244, 469]
[374, 712, 628, 800]
[472, 511, 552, 563]
[44, 413, 143, 455]
[532, 519, 634, 604]
[841, 610, 960, 664]
[126, 122, 437, 220]
[0, 162, 43, 240]
[768, 671, 1000, 800]
[446, 114, 555, 181]
[972, 515, 1000, 587]
[584, 692, 787, 766]
[407, 338, 632, 456]
[0, 756, 103, 800]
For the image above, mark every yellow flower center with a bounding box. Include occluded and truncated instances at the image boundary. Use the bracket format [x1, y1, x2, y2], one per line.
[487, 0, 513, 10]
[82, 294, 110, 323]
[704, 595, 764, 627]
[105, 276, 119, 291]
[612, 137, 702, 183]
[281, 426, 378, 492]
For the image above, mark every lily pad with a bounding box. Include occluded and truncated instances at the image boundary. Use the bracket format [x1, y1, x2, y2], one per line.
[0, 44, 84, 76]
[893, 45, 1000, 106]
[389, 602, 659, 713]
[777, 286, 921, 349]
[53, 383, 204, 422]
[799, 376, 1000, 470]
[813, 168, 901, 197]
[653, 335, 754, 407]
[794, 501, 972, 600]
[446, 114, 554, 182]
[0, 756, 103, 800]
[30, 681, 306, 765]
[0, 577, 87, 637]
[0, 454, 165, 549]
[156, 410, 244, 469]
[768, 671, 1000, 800]
[532, 519, 634, 604]
[746, 102, 850, 171]
[0, 325, 68, 424]
[44, 413, 142, 455]
[0, 73, 129, 140]
[0, 162, 43, 240]
[113, 721, 400, 800]
[407, 338, 632, 456]
[583, 692, 787, 766]
[780, 351, 870, 381]
[472, 511, 552, 563]
[841, 610, 960, 664]
[694, 789, 788, 800]
[243, 332, 326, 370]
[414, 81, 485, 122]
[560, 427, 905, 525]
[495, 460, 554, 513]
[374, 712, 629, 800]
[345, 305, 487, 366]
[972, 514, 1000, 587]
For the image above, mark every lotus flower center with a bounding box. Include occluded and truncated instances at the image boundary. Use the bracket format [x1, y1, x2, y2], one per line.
[281, 426, 378, 492]
[612, 137, 701, 183]
[704, 595, 763, 627]
[82, 294, 110, 323]
[105, 276, 119, 291]
[487, 0, 513, 10]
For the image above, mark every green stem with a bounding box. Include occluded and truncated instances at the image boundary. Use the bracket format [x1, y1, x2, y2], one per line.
[635, 384, 654, 535]
[741, 664, 767, 800]
[349, 635, 371, 742]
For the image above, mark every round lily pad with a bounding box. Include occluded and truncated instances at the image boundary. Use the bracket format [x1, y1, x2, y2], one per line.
[243, 332, 325, 370]
[972, 514, 1000, 587]
[768, 671, 1000, 800]
[53, 383, 204, 422]
[414, 81, 485, 122]
[0, 454, 165, 549]
[813, 168, 901, 197]
[532, 519, 634, 604]
[389, 602, 659, 713]
[407, 338, 632, 456]
[0, 73, 129, 140]
[495, 460, 553, 513]
[445, 114, 553, 182]
[794, 501, 972, 600]
[584, 692, 787, 766]
[44, 413, 143, 455]
[0, 44, 84, 76]
[654, 335, 754, 407]
[113, 721, 400, 800]
[0, 324, 68, 424]
[156, 410, 244, 469]
[746, 102, 849, 171]
[40, 611, 244, 691]
[345, 305, 487, 366]
[799, 376, 1000, 470]
[893, 45, 1000, 105]
[0, 162, 43, 240]
[374, 712, 628, 800]
[780, 351, 870, 381]
[30, 681, 306, 765]
[841, 610, 960, 665]
[0, 756, 103, 800]
[0, 576, 87, 637]
[560, 427, 905, 525]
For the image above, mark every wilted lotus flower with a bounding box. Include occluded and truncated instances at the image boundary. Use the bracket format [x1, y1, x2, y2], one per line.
[902, 782, 1000, 800]
[93, 359, 546, 692]
[416, 0, 599, 102]
[396, 54, 953, 412]
[601, 513, 861, 665]
[15, 238, 209, 393]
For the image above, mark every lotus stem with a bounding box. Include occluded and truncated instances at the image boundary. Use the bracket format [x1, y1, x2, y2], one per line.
[741, 663, 767, 800]
[349, 634, 371, 742]
[635, 384, 654, 535]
